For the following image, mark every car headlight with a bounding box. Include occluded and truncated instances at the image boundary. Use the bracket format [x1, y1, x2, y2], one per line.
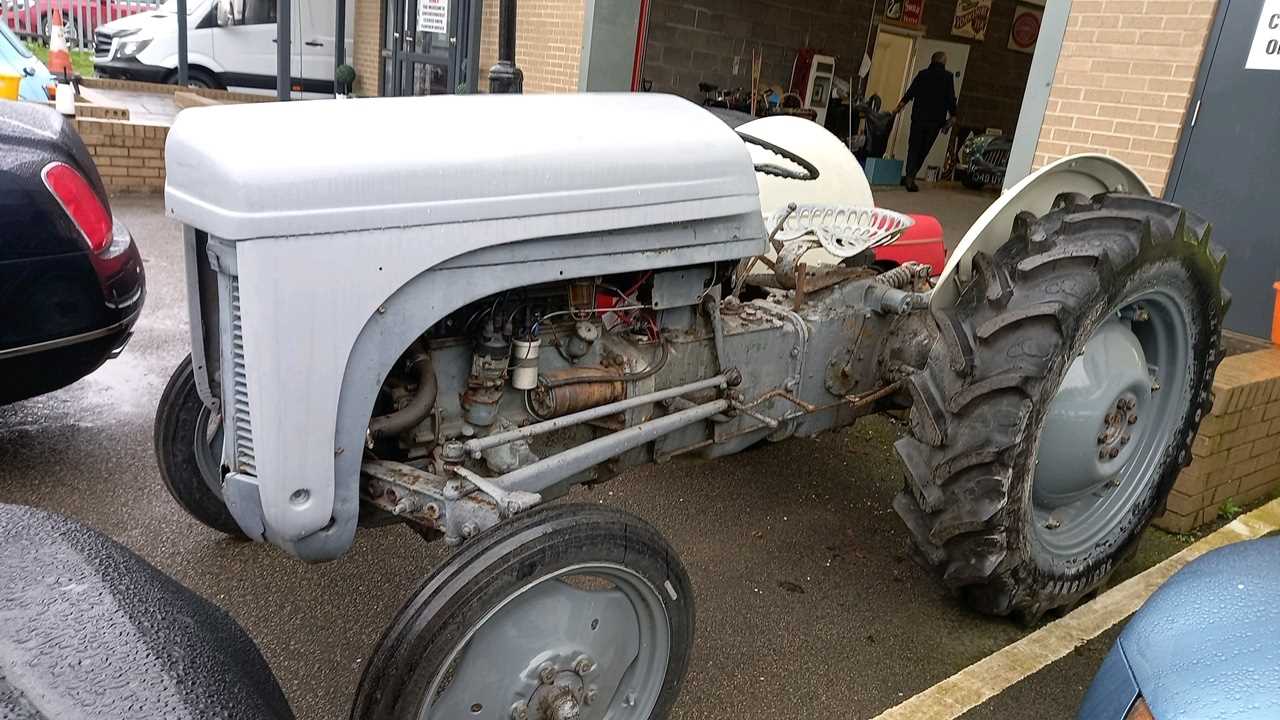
[1126, 697, 1155, 720]
[116, 39, 151, 59]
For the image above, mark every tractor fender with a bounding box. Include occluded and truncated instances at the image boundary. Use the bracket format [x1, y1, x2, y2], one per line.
[931, 153, 1150, 310]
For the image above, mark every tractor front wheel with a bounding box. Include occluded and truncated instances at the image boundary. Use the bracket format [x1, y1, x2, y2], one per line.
[894, 193, 1228, 621]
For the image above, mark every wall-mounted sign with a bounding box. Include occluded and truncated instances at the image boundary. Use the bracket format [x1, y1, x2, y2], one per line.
[952, 0, 993, 40]
[903, 0, 925, 25]
[1009, 4, 1043, 53]
[1246, 0, 1280, 70]
[419, 0, 448, 35]
[885, 0, 926, 26]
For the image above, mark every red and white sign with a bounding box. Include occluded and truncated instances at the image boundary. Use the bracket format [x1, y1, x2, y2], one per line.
[1008, 4, 1043, 54]
[886, 0, 926, 26]
[902, 0, 925, 26]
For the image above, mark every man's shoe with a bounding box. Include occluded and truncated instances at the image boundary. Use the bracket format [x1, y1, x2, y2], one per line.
[905, 178, 920, 192]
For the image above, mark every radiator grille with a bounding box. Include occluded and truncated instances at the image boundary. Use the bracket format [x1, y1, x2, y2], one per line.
[94, 31, 112, 58]
[230, 278, 256, 475]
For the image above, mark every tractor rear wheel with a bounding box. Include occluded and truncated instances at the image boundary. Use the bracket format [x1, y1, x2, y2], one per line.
[894, 193, 1229, 621]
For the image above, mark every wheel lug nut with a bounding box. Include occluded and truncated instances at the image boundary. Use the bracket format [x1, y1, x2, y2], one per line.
[538, 662, 557, 684]
[1099, 449, 1109, 460]
[511, 702, 529, 720]
[1128, 414, 1138, 425]
[1097, 432, 1108, 444]
[1108, 447, 1120, 459]
[1121, 434, 1130, 446]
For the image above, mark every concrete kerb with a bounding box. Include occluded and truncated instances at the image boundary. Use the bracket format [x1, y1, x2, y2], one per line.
[872, 497, 1280, 720]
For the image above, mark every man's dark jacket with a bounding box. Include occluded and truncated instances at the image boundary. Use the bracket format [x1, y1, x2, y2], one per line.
[902, 61, 957, 125]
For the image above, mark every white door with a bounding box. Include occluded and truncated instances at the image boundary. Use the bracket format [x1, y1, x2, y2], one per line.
[214, 0, 301, 92]
[298, 0, 354, 87]
[891, 39, 969, 179]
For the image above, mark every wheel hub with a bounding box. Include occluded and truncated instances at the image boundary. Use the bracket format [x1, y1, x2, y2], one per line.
[514, 660, 597, 720]
[1031, 290, 1191, 557]
[1035, 318, 1152, 507]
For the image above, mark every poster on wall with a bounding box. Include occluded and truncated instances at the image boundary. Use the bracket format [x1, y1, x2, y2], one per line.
[903, 0, 925, 25]
[419, 0, 448, 34]
[885, 0, 926, 26]
[952, 0, 993, 40]
[1008, 4, 1043, 53]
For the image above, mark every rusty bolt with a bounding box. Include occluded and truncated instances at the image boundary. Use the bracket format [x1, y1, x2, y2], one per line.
[423, 503, 441, 520]
[1097, 432, 1108, 445]
[1044, 517, 1061, 530]
[1108, 447, 1120, 459]
[583, 689, 598, 706]
[511, 703, 529, 720]
[1128, 414, 1138, 425]
[538, 662, 557, 684]
[574, 657, 595, 675]
[1120, 434, 1131, 446]
[461, 522, 478, 539]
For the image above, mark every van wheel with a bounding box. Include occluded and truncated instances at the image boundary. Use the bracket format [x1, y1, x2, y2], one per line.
[174, 68, 223, 90]
[42, 15, 80, 48]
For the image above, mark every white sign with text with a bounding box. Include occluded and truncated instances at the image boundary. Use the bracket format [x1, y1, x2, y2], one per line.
[419, 0, 448, 35]
[1247, 0, 1280, 70]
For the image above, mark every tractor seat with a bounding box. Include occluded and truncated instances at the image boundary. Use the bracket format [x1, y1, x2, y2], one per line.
[0, 504, 293, 720]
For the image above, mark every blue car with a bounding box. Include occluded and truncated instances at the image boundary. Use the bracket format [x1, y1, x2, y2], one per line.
[1079, 536, 1280, 719]
[0, 21, 55, 101]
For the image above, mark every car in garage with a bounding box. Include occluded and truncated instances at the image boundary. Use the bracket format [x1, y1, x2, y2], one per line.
[0, 100, 145, 405]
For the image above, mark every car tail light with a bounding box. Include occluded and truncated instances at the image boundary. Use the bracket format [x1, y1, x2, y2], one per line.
[41, 161, 113, 255]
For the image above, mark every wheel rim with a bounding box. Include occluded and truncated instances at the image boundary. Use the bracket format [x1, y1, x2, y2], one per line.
[193, 404, 226, 500]
[420, 563, 670, 720]
[1032, 288, 1191, 557]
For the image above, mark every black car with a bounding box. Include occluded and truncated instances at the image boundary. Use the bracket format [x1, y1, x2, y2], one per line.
[0, 101, 145, 405]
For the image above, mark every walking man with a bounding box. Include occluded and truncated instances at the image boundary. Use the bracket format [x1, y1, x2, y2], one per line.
[893, 52, 957, 192]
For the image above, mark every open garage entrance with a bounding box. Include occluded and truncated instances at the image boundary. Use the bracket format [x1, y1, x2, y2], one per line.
[634, 0, 1049, 205]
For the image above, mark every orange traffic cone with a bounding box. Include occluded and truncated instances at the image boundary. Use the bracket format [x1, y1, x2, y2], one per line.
[47, 9, 73, 80]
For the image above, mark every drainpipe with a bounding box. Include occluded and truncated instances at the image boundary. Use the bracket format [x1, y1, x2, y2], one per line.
[487, 0, 522, 93]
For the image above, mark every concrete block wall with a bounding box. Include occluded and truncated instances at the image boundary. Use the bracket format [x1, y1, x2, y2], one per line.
[1157, 349, 1280, 533]
[73, 117, 169, 194]
[479, 0, 586, 92]
[1033, 0, 1218, 195]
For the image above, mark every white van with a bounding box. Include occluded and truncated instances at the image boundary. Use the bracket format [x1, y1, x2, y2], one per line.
[92, 0, 353, 95]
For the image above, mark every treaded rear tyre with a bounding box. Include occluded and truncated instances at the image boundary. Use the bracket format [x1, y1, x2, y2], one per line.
[894, 193, 1229, 621]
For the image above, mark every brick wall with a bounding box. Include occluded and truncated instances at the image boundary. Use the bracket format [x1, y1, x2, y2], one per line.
[353, 0, 385, 96]
[642, 0, 1034, 134]
[479, 0, 585, 92]
[73, 118, 169, 194]
[1158, 349, 1280, 533]
[1032, 0, 1217, 195]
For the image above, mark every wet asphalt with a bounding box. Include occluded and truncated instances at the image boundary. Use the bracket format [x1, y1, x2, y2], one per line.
[0, 194, 1156, 719]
